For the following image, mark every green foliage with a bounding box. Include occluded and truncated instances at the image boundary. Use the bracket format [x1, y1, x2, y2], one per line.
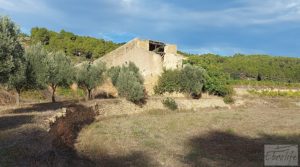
[8, 59, 27, 93]
[76, 61, 106, 99]
[0, 16, 24, 84]
[108, 66, 121, 86]
[162, 97, 178, 111]
[0, 16, 27, 105]
[116, 68, 145, 103]
[184, 53, 300, 83]
[223, 95, 235, 104]
[46, 51, 74, 102]
[127, 62, 144, 84]
[154, 69, 181, 94]
[229, 80, 300, 88]
[109, 62, 145, 103]
[30, 28, 121, 61]
[25, 43, 49, 88]
[179, 65, 206, 96]
[155, 65, 206, 98]
[203, 70, 233, 97]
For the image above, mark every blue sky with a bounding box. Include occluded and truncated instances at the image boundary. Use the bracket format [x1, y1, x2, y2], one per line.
[1, 0, 300, 57]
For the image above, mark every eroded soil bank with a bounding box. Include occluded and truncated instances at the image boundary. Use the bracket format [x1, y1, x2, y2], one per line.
[0, 102, 98, 167]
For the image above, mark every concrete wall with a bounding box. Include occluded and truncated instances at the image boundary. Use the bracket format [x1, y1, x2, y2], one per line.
[165, 45, 177, 54]
[99, 39, 163, 76]
[136, 39, 149, 50]
[163, 53, 184, 70]
[93, 38, 184, 94]
[96, 39, 164, 94]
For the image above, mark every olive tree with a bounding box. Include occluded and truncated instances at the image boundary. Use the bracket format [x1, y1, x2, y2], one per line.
[154, 65, 207, 98]
[179, 64, 206, 97]
[25, 43, 49, 89]
[8, 59, 26, 105]
[9, 43, 50, 105]
[108, 62, 145, 103]
[46, 51, 74, 102]
[0, 16, 27, 105]
[76, 61, 106, 100]
[116, 68, 145, 102]
[107, 66, 121, 85]
[0, 16, 24, 84]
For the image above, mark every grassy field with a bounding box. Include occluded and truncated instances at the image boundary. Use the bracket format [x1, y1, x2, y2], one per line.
[230, 80, 300, 88]
[248, 89, 300, 98]
[1, 93, 299, 166]
[75, 98, 300, 167]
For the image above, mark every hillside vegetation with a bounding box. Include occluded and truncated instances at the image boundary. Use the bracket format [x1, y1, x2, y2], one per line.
[29, 27, 121, 62]
[184, 53, 300, 83]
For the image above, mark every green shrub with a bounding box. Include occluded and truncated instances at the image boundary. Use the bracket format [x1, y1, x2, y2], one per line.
[155, 64, 234, 98]
[203, 71, 233, 97]
[154, 69, 181, 94]
[154, 65, 206, 98]
[109, 62, 145, 103]
[116, 69, 145, 103]
[162, 97, 178, 110]
[179, 65, 206, 96]
[223, 95, 234, 104]
[108, 66, 121, 85]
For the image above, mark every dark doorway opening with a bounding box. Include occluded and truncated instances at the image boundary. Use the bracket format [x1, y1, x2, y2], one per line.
[149, 40, 165, 56]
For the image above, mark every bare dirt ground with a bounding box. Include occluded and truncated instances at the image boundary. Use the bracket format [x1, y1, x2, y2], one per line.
[0, 90, 299, 166]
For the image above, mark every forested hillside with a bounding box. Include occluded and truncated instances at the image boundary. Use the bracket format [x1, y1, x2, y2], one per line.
[28, 28, 121, 62]
[184, 53, 300, 83]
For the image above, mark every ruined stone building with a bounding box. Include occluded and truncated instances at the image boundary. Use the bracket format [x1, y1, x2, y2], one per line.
[94, 38, 184, 94]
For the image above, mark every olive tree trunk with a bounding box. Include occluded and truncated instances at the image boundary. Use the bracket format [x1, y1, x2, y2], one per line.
[16, 89, 21, 106]
[87, 89, 92, 100]
[51, 85, 57, 103]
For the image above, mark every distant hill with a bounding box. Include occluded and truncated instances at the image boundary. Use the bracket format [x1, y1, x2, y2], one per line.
[183, 53, 300, 83]
[26, 28, 122, 63]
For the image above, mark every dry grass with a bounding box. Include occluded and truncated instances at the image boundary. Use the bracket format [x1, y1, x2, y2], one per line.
[0, 96, 299, 166]
[75, 99, 300, 167]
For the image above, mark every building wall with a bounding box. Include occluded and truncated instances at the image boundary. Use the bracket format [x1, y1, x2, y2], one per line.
[94, 38, 183, 94]
[165, 45, 177, 54]
[163, 53, 184, 70]
[136, 39, 149, 50]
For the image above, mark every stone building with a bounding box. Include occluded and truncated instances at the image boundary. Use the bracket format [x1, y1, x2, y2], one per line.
[94, 38, 184, 94]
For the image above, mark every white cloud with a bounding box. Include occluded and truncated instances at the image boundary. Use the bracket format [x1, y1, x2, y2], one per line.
[0, 0, 61, 17]
[104, 0, 300, 28]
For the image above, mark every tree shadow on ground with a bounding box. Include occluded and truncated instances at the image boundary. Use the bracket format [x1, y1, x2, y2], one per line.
[184, 131, 300, 167]
[91, 151, 157, 167]
[9, 100, 76, 113]
[0, 115, 34, 131]
[94, 92, 116, 99]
